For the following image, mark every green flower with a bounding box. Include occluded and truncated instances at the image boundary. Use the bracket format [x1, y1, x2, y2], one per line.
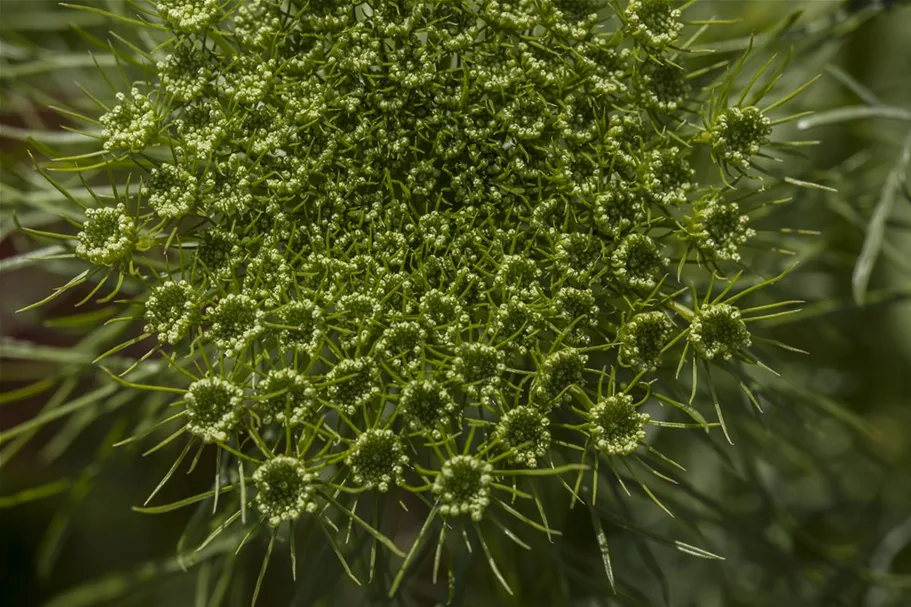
[75, 204, 136, 266]
[618, 311, 675, 372]
[144, 280, 199, 344]
[689, 303, 752, 360]
[494, 406, 551, 467]
[711, 106, 773, 170]
[101, 88, 156, 153]
[433, 455, 495, 521]
[589, 394, 649, 456]
[346, 429, 409, 492]
[184, 376, 245, 443]
[253, 456, 317, 527]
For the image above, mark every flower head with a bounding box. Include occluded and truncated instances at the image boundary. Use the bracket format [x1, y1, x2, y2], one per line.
[494, 406, 551, 467]
[711, 106, 772, 170]
[618, 311, 675, 372]
[589, 394, 649, 456]
[144, 280, 198, 344]
[101, 88, 156, 153]
[184, 377, 245, 442]
[75, 204, 136, 266]
[688, 303, 752, 360]
[253, 456, 317, 527]
[433, 455, 495, 521]
[346, 429, 409, 492]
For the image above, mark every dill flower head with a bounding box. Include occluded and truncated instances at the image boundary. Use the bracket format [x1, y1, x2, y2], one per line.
[711, 106, 773, 170]
[144, 280, 199, 345]
[689, 303, 752, 360]
[253, 456, 318, 527]
[589, 394, 650, 456]
[494, 406, 551, 467]
[101, 88, 157, 152]
[433, 455, 495, 521]
[619, 311, 676, 372]
[75, 204, 136, 267]
[184, 377, 245, 443]
[346, 429, 410, 492]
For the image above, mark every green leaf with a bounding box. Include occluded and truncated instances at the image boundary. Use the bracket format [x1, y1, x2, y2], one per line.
[853, 129, 911, 306]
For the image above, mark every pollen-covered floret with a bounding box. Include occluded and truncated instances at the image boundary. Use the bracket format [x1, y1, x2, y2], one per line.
[253, 456, 317, 527]
[688, 303, 752, 360]
[711, 106, 772, 170]
[688, 197, 756, 262]
[327, 358, 381, 415]
[534, 348, 587, 403]
[157, 0, 219, 35]
[276, 300, 325, 353]
[184, 376, 245, 442]
[401, 380, 459, 437]
[259, 369, 317, 425]
[346, 429, 409, 492]
[75, 204, 136, 266]
[624, 0, 684, 49]
[589, 394, 649, 456]
[148, 163, 197, 218]
[207, 294, 265, 357]
[619, 311, 675, 372]
[144, 280, 198, 344]
[449, 343, 505, 397]
[433, 455, 495, 521]
[101, 88, 156, 153]
[494, 406, 551, 467]
[611, 234, 667, 289]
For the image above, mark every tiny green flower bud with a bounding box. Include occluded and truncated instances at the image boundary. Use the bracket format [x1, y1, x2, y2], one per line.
[589, 394, 649, 456]
[346, 429, 409, 492]
[158, 45, 212, 102]
[449, 343, 505, 397]
[253, 456, 318, 527]
[637, 60, 690, 113]
[196, 227, 240, 280]
[75, 204, 136, 266]
[688, 303, 752, 360]
[144, 280, 199, 344]
[433, 455, 495, 521]
[184, 376, 245, 442]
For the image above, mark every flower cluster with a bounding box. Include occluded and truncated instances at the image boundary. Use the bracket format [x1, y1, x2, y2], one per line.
[35, 0, 813, 593]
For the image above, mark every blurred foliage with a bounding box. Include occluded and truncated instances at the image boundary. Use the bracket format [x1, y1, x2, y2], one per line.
[1, 1, 910, 606]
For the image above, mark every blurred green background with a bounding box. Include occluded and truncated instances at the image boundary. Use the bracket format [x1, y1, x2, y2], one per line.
[1, 1, 910, 605]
